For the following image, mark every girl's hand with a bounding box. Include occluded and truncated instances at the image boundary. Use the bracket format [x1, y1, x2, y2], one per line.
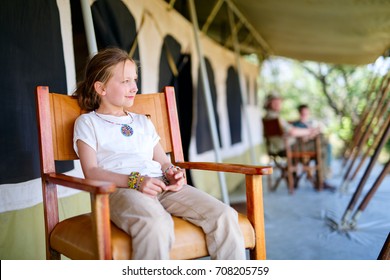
[164, 166, 185, 192]
[138, 176, 167, 198]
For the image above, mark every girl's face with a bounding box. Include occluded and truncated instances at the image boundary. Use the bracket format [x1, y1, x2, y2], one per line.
[96, 60, 138, 114]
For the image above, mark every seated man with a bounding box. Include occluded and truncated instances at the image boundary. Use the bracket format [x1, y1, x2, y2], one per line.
[292, 104, 333, 178]
[292, 104, 316, 129]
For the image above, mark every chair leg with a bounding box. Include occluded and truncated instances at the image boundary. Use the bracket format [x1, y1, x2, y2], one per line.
[286, 167, 295, 194]
[246, 174, 266, 260]
[48, 248, 61, 260]
[269, 158, 287, 192]
[272, 174, 284, 191]
[313, 162, 324, 191]
[315, 137, 324, 191]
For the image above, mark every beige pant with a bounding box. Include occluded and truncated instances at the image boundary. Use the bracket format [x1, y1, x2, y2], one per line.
[109, 184, 246, 260]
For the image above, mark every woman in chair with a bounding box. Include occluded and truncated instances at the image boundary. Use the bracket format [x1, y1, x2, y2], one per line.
[73, 47, 245, 260]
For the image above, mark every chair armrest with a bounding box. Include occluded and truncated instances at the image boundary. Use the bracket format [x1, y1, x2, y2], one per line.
[174, 162, 273, 175]
[43, 172, 116, 259]
[44, 173, 116, 194]
[174, 161, 271, 260]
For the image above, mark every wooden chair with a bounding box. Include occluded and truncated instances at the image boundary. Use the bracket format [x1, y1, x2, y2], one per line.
[262, 118, 323, 194]
[35, 85, 272, 260]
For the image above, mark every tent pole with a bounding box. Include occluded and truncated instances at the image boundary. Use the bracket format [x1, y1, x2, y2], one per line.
[340, 75, 390, 192]
[340, 111, 390, 227]
[201, 0, 224, 34]
[225, 0, 271, 55]
[227, 2, 256, 164]
[349, 158, 390, 229]
[188, 0, 230, 204]
[80, 0, 98, 56]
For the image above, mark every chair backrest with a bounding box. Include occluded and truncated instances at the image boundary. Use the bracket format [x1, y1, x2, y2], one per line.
[35, 86, 184, 175]
[262, 118, 284, 138]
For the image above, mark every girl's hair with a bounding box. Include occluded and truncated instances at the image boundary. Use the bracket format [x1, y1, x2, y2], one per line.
[74, 47, 136, 111]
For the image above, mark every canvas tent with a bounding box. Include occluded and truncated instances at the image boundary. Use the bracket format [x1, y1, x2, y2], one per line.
[168, 0, 390, 65]
[0, 0, 389, 260]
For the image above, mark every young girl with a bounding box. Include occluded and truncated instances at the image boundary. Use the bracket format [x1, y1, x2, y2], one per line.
[73, 48, 245, 260]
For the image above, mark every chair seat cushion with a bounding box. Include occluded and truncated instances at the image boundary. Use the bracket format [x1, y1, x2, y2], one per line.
[50, 213, 255, 259]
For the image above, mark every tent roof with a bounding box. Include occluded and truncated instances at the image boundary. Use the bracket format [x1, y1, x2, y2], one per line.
[168, 0, 390, 65]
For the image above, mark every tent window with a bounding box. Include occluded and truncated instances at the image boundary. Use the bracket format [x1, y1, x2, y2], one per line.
[226, 66, 242, 145]
[158, 37, 194, 184]
[158, 35, 182, 91]
[91, 0, 142, 92]
[196, 58, 222, 154]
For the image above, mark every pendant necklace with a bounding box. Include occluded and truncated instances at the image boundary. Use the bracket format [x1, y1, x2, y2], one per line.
[94, 111, 134, 137]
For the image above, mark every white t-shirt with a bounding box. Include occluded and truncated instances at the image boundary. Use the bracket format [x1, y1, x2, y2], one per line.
[73, 111, 163, 177]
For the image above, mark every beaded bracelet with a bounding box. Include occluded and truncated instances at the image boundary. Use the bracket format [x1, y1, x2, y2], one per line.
[137, 175, 145, 188]
[128, 172, 141, 190]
